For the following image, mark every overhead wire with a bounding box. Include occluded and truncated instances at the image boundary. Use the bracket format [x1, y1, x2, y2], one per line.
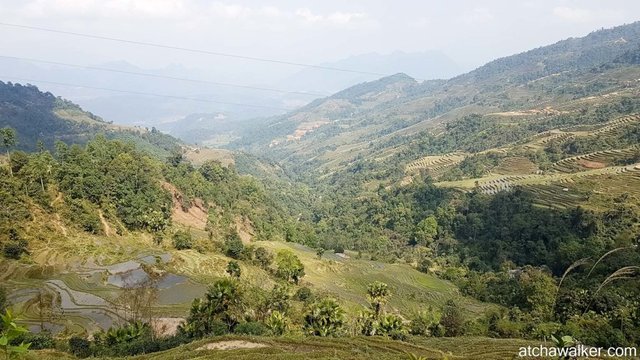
[0, 55, 327, 97]
[0, 75, 294, 111]
[0, 22, 389, 77]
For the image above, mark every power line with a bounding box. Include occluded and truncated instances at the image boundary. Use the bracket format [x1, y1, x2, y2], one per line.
[0, 55, 327, 97]
[0, 75, 293, 111]
[0, 22, 389, 77]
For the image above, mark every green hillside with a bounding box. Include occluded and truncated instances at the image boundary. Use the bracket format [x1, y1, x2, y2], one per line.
[3, 21, 640, 360]
[0, 81, 181, 158]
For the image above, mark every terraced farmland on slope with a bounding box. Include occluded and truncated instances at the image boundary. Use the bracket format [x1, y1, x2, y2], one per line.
[435, 164, 640, 208]
[405, 153, 465, 178]
[552, 146, 640, 173]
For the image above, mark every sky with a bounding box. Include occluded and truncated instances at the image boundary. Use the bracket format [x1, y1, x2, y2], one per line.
[1, 0, 639, 88]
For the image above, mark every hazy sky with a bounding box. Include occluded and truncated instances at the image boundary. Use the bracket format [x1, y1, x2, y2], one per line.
[1, 0, 640, 83]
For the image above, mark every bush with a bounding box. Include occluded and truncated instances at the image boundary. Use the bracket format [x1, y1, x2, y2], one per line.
[265, 311, 288, 336]
[172, 230, 193, 250]
[12, 332, 54, 349]
[2, 239, 28, 259]
[254, 247, 273, 269]
[304, 298, 345, 337]
[224, 232, 244, 259]
[68, 336, 92, 358]
[410, 310, 440, 336]
[234, 322, 268, 335]
[440, 300, 465, 337]
[295, 287, 313, 302]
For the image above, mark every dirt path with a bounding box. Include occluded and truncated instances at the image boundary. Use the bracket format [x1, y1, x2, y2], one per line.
[98, 210, 113, 236]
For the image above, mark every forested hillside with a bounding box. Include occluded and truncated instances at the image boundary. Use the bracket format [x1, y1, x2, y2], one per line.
[0, 81, 181, 157]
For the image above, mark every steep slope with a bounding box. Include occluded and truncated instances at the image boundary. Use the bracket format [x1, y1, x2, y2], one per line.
[232, 22, 640, 176]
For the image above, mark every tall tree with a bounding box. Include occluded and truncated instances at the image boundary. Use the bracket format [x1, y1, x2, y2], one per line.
[0, 127, 17, 177]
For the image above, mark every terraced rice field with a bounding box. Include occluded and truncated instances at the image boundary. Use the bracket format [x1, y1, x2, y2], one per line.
[436, 163, 640, 209]
[590, 113, 640, 136]
[552, 147, 639, 173]
[405, 153, 465, 178]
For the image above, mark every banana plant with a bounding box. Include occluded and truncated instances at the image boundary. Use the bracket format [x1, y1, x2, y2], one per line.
[0, 310, 31, 359]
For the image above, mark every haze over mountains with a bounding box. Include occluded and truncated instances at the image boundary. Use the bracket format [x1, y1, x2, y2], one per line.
[0, 50, 461, 145]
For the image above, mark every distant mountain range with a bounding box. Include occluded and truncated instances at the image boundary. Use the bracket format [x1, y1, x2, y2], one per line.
[0, 50, 461, 144]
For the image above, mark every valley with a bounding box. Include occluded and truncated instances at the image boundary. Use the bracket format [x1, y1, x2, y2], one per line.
[2, 19, 640, 360]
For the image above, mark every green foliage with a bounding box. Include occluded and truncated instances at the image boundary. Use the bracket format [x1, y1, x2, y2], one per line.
[275, 250, 305, 284]
[254, 247, 274, 269]
[68, 337, 91, 358]
[414, 216, 438, 247]
[234, 322, 268, 336]
[410, 309, 441, 336]
[180, 279, 242, 337]
[0, 288, 6, 313]
[265, 311, 289, 336]
[304, 298, 345, 337]
[440, 300, 465, 337]
[224, 231, 245, 259]
[172, 230, 193, 250]
[367, 281, 390, 317]
[94, 322, 151, 347]
[0, 310, 31, 359]
[294, 287, 313, 303]
[226, 260, 241, 278]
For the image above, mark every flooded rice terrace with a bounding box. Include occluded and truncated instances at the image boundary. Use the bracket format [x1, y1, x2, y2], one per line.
[3, 253, 205, 334]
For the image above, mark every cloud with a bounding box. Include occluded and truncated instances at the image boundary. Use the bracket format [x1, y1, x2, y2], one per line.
[295, 7, 367, 25]
[458, 7, 494, 25]
[552, 6, 593, 23]
[19, 0, 190, 19]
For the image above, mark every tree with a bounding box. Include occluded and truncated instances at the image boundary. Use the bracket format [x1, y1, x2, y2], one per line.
[414, 216, 438, 247]
[180, 279, 243, 337]
[0, 127, 16, 177]
[224, 231, 244, 259]
[366, 281, 390, 317]
[316, 247, 326, 260]
[226, 261, 241, 278]
[275, 250, 305, 284]
[440, 300, 465, 336]
[304, 298, 345, 337]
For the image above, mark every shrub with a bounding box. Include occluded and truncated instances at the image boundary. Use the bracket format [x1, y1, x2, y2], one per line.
[410, 310, 440, 336]
[172, 230, 193, 250]
[234, 322, 268, 336]
[3, 240, 28, 260]
[226, 261, 241, 278]
[265, 311, 288, 336]
[224, 232, 244, 259]
[440, 300, 465, 337]
[68, 336, 91, 358]
[275, 250, 305, 284]
[12, 332, 54, 349]
[254, 247, 273, 269]
[304, 298, 345, 337]
[294, 287, 313, 302]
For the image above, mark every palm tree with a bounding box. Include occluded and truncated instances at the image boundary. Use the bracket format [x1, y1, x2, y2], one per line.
[367, 281, 390, 317]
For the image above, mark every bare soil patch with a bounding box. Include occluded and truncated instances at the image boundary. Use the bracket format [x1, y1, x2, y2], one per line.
[197, 340, 268, 351]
